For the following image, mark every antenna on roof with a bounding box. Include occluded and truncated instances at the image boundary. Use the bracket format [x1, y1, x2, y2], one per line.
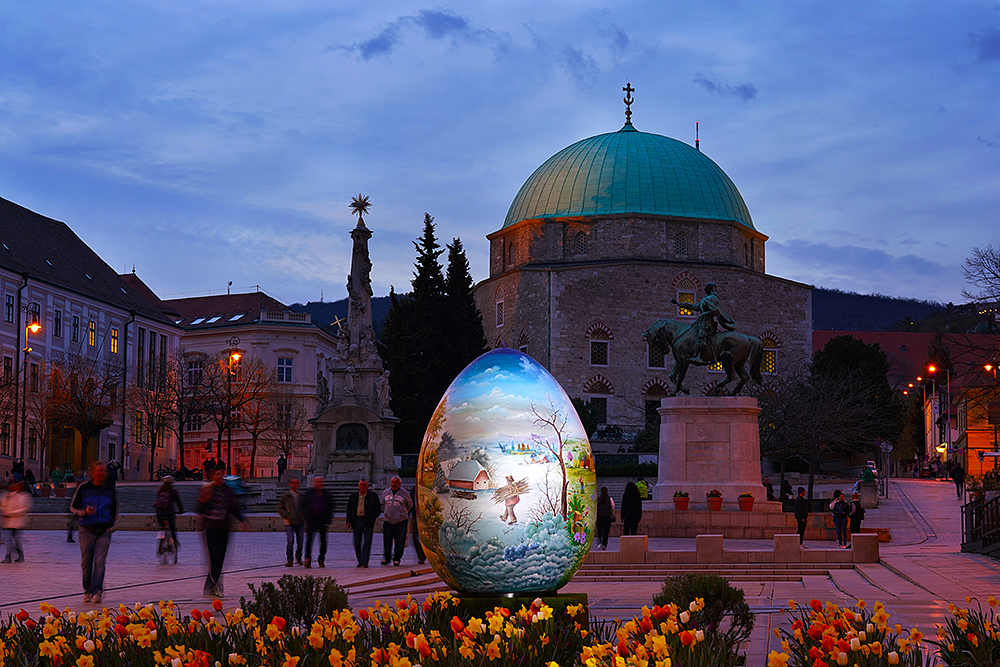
[228, 281, 232, 295]
[320, 289, 324, 303]
[132, 263, 136, 274]
[695, 122, 700, 152]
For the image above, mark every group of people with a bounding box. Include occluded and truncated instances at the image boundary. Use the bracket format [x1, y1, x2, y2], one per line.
[791, 486, 865, 548]
[593, 480, 646, 550]
[277, 475, 423, 570]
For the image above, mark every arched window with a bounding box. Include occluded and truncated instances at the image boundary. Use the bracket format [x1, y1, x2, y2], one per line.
[675, 277, 697, 319]
[762, 336, 779, 374]
[674, 231, 687, 255]
[586, 323, 614, 367]
[517, 330, 529, 355]
[495, 287, 506, 328]
[507, 241, 515, 266]
[575, 231, 588, 254]
[744, 243, 749, 266]
[648, 341, 666, 368]
[643, 380, 670, 430]
[584, 375, 615, 424]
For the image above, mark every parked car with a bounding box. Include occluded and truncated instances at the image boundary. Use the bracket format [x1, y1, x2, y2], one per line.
[865, 460, 878, 477]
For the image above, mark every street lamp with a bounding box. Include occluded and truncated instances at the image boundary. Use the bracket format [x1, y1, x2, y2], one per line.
[19, 304, 40, 462]
[927, 364, 951, 462]
[225, 336, 241, 475]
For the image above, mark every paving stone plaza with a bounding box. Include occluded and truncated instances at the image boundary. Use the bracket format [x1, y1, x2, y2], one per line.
[1, 478, 997, 665]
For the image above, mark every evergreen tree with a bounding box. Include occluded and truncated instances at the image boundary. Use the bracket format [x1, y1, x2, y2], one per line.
[444, 237, 488, 380]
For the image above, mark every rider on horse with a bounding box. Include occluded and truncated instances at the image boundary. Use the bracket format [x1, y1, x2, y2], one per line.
[674, 283, 736, 366]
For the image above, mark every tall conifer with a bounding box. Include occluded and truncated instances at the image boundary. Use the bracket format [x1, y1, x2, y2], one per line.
[445, 237, 488, 379]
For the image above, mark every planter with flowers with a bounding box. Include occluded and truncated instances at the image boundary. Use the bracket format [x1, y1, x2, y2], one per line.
[706, 489, 723, 511]
[738, 491, 754, 511]
[672, 490, 690, 511]
[38, 483, 51, 497]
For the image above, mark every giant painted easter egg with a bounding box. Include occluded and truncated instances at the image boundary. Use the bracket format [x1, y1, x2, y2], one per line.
[416, 348, 596, 595]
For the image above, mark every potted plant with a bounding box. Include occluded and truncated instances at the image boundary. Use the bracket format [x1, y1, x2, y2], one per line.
[39, 482, 52, 498]
[706, 489, 723, 511]
[738, 491, 755, 511]
[673, 490, 690, 511]
[54, 482, 67, 498]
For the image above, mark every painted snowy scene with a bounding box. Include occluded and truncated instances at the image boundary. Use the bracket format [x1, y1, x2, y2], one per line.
[416, 348, 597, 594]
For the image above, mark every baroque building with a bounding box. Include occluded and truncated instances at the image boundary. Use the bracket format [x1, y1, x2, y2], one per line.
[473, 107, 812, 435]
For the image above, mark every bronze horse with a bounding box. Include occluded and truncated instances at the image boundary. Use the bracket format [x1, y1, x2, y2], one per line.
[644, 318, 764, 396]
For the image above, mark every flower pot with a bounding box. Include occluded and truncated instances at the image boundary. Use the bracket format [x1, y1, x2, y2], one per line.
[738, 497, 754, 511]
[55, 486, 67, 498]
[673, 497, 690, 511]
[40, 486, 51, 497]
[706, 496, 723, 511]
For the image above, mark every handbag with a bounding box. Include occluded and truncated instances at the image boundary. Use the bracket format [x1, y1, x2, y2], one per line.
[610, 511, 616, 524]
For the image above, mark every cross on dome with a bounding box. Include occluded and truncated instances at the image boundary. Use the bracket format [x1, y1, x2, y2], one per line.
[623, 82, 635, 125]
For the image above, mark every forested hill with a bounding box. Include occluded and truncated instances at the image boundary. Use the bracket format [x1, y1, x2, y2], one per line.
[290, 296, 392, 335]
[812, 288, 946, 331]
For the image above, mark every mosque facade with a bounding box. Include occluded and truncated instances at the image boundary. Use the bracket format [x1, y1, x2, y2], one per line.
[472, 109, 813, 434]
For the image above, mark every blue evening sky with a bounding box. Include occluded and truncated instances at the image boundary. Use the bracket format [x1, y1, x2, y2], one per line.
[1, 2, 997, 304]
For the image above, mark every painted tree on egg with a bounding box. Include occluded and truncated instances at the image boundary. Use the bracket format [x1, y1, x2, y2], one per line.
[530, 397, 571, 519]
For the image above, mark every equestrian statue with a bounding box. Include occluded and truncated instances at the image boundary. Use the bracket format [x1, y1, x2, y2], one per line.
[644, 282, 763, 397]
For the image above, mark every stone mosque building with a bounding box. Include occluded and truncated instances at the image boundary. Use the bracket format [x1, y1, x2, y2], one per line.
[472, 97, 813, 434]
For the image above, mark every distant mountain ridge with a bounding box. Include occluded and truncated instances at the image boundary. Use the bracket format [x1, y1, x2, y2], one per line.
[294, 288, 948, 336]
[812, 288, 946, 332]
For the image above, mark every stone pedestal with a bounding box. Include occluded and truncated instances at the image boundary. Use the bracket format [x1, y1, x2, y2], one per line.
[649, 396, 773, 510]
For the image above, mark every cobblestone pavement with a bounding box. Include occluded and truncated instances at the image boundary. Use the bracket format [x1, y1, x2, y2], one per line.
[1, 477, 997, 667]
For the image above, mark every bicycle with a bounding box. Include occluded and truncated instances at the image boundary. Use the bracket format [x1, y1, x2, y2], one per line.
[156, 520, 178, 564]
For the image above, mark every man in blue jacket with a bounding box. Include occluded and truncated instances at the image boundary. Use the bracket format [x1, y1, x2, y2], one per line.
[70, 461, 118, 604]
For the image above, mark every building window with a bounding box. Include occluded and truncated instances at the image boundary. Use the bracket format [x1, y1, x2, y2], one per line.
[110, 328, 119, 354]
[30, 364, 38, 392]
[517, 331, 529, 356]
[507, 241, 515, 266]
[72, 316, 80, 343]
[0, 423, 8, 455]
[277, 358, 293, 383]
[590, 340, 609, 366]
[744, 243, 749, 266]
[3, 356, 11, 383]
[185, 413, 204, 432]
[495, 300, 504, 328]
[159, 334, 167, 389]
[676, 289, 696, 318]
[135, 411, 144, 445]
[54, 310, 62, 337]
[590, 397, 608, 424]
[648, 342, 666, 369]
[4, 295, 12, 323]
[137, 328, 145, 389]
[187, 358, 203, 386]
[277, 403, 292, 430]
[674, 232, 687, 255]
[147, 331, 156, 389]
[707, 360, 724, 372]
[29, 304, 39, 325]
[575, 232, 588, 254]
[88, 321, 96, 347]
[750, 241, 755, 270]
[27, 427, 37, 460]
[762, 337, 779, 374]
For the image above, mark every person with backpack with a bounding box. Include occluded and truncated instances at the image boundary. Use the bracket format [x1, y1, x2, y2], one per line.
[849, 492, 865, 542]
[153, 476, 184, 553]
[793, 487, 810, 546]
[831, 491, 851, 548]
[595, 486, 616, 550]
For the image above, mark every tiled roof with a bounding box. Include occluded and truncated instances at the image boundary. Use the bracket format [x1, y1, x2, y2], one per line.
[164, 292, 289, 329]
[0, 196, 176, 325]
[502, 123, 754, 230]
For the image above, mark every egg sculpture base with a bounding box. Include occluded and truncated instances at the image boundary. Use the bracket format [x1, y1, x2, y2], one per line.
[416, 348, 596, 596]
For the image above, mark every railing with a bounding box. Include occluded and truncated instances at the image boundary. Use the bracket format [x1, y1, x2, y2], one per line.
[593, 423, 644, 442]
[260, 311, 311, 323]
[961, 494, 1000, 555]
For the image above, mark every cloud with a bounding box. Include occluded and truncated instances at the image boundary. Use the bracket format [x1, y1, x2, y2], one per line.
[560, 44, 600, 84]
[607, 24, 629, 53]
[969, 27, 1000, 62]
[336, 9, 504, 60]
[977, 135, 999, 148]
[692, 73, 757, 101]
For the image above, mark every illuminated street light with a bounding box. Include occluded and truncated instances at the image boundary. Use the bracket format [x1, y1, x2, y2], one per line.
[19, 304, 41, 461]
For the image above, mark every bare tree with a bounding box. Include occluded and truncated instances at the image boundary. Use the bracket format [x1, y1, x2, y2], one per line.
[528, 466, 561, 523]
[130, 366, 175, 480]
[47, 354, 125, 467]
[201, 355, 273, 473]
[261, 385, 310, 467]
[962, 245, 1000, 303]
[161, 351, 213, 475]
[531, 396, 570, 519]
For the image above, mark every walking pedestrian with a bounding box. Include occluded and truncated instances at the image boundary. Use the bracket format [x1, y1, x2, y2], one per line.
[794, 487, 809, 546]
[410, 485, 425, 564]
[380, 476, 412, 566]
[1, 480, 31, 562]
[831, 491, 850, 548]
[849, 492, 865, 541]
[346, 478, 381, 568]
[197, 464, 250, 596]
[276, 455, 287, 481]
[620, 482, 642, 536]
[302, 476, 333, 568]
[71, 461, 118, 603]
[953, 463, 966, 499]
[153, 476, 184, 552]
[595, 486, 616, 550]
[277, 476, 305, 566]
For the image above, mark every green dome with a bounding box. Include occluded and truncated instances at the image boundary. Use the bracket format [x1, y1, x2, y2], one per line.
[502, 124, 754, 230]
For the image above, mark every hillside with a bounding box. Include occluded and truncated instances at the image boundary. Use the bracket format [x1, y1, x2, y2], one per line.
[812, 288, 946, 332]
[290, 296, 392, 336]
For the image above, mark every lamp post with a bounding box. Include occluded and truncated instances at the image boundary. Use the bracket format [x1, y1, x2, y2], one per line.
[928, 365, 951, 464]
[225, 336, 241, 475]
[19, 304, 41, 463]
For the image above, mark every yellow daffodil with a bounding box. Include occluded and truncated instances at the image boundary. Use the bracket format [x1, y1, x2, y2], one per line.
[767, 651, 789, 667]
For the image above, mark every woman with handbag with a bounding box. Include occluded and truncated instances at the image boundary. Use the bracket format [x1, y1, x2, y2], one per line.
[595, 487, 616, 550]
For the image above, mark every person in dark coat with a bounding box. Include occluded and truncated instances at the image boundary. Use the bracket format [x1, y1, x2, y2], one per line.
[277, 476, 305, 566]
[410, 485, 425, 565]
[763, 477, 775, 501]
[70, 461, 118, 603]
[848, 492, 864, 540]
[831, 491, 851, 548]
[301, 475, 334, 568]
[953, 463, 966, 499]
[620, 482, 642, 536]
[595, 486, 616, 550]
[153, 476, 184, 550]
[793, 487, 809, 545]
[346, 478, 381, 567]
[197, 465, 249, 596]
[781, 480, 794, 501]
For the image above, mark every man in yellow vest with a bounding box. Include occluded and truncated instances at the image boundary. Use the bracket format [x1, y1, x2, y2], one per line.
[636, 477, 649, 501]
